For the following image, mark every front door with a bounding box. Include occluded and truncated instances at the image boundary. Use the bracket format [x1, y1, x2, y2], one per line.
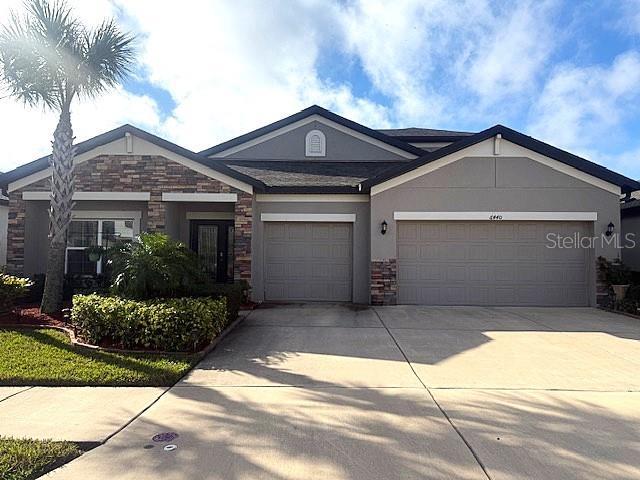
[190, 220, 234, 283]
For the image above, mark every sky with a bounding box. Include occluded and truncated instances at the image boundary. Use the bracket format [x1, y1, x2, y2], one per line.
[0, 0, 639, 179]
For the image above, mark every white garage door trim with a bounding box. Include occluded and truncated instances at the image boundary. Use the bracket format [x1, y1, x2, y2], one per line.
[261, 213, 356, 222]
[394, 211, 597, 221]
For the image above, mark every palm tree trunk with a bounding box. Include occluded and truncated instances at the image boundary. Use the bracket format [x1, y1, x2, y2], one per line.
[40, 108, 76, 314]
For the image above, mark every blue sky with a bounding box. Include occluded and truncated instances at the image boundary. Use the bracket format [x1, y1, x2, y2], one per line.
[1, 0, 640, 179]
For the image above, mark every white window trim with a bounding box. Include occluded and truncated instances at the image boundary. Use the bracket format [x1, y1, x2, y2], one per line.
[66, 211, 142, 275]
[162, 192, 238, 202]
[370, 137, 621, 196]
[393, 211, 598, 221]
[255, 194, 368, 203]
[261, 213, 356, 222]
[23, 191, 150, 201]
[305, 129, 326, 157]
[209, 114, 418, 159]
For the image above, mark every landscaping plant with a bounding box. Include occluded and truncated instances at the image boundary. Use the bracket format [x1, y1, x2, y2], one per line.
[108, 233, 209, 300]
[0, 0, 135, 313]
[0, 274, 33, 312]
[71, 294, 228, 351]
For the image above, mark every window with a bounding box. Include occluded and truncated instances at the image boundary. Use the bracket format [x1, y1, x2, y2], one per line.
[66, 218, 137, 275]
[305, 129, 326, 157]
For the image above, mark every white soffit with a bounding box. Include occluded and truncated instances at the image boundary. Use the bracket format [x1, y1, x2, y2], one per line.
[8, 135, 254, 194]
[162, 193, 238, 202]
[210, 114, 418, 159]
[23, 191, 151, 201]
[393, 211, 598, 221]
[255, 194, 369, 203]
[371, 137, 621, 196]
[261, 213, 356, 222]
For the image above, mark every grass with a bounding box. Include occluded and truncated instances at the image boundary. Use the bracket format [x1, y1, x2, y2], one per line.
[0, 328, 198, 386]
[0, 437, 82, 480]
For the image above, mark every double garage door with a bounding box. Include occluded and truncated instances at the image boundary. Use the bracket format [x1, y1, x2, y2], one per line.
[397, 221, 591, 306]
[264, 222, 352, 302]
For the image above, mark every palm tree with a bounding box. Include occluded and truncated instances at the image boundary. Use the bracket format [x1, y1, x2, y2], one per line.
[0, 0, 135, 313]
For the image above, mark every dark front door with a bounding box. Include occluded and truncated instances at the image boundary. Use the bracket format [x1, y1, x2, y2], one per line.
[190, 220, 234, 283]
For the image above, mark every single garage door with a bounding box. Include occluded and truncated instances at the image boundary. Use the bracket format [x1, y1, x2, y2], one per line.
[397, 221, 591, 306]
[264, 222, 352, 301]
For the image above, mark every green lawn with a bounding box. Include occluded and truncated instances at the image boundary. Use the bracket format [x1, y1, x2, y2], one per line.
[0, 328, 197, 386]
[0, 437, 82, 480]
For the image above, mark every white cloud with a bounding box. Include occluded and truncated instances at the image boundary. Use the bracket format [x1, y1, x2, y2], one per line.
[114, 0, 393, 151]
[528, 51, 640, 150]
[337, 0, 558, 126]
[1, 0, 638, 180]
[0, 0, 162, 171]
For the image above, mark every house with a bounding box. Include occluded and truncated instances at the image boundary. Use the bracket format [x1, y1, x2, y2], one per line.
[1, 105, 638, 306]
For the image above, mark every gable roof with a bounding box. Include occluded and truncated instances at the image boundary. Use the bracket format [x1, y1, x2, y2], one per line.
[199, 105, 426, 157]
[0, 124, 267, 192]
[377, 127, 474, 143]
[362, 124, 640, 193]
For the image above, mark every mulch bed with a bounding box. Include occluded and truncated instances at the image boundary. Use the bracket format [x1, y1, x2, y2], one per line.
[0, 303, 69, 328]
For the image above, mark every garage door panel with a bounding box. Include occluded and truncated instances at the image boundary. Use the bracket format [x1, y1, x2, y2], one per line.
[264, 222, 353, 302]
[397, 221, 591, 306]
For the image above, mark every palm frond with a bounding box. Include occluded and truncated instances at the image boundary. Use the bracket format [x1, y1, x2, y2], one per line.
[0, 0, 85, 110]
[77, 19, 136, 99]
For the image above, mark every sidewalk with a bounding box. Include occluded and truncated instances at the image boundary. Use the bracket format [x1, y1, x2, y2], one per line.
[0, 386, 165, 443]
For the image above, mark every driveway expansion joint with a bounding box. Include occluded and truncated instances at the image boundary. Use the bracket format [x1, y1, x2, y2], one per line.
[0, 386, 34, 403]
[372, 307, 493, 480]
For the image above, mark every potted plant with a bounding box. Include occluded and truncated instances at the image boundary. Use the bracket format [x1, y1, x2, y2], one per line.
[86, 246, 105, 263]
[606, 258, 632, 301]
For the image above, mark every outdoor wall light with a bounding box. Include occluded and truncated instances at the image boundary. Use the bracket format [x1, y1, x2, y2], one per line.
[606, 222, 615, 237]
[381, 220, 388, 235]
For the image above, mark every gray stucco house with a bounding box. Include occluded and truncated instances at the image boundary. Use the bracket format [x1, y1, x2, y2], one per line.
[2, 105, 638, 306]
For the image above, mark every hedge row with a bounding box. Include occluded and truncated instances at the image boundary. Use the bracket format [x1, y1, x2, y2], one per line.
[70, 294, 230, 352]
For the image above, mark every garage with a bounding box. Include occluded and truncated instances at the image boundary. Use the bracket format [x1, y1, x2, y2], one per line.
[397, 221, 592, 306]
[263, 222, 353, 301]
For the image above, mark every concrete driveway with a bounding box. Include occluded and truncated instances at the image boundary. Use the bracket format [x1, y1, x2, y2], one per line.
[47, 304, 640, 480]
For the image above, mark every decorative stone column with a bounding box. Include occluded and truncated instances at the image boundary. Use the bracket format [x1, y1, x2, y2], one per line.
[6, 193, 26, 275]
[371, 259, 397, 305]
[147, 193, 166, 233]
[596, 258, 613, 308]
[234, 193, 252, 283]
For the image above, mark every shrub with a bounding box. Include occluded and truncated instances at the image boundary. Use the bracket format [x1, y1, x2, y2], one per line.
[108, 233, 209, 299]
[71, 294, 228, 352]
[597, 256, 632, 285]
[198, 281, 247, 322]
[0, 274, 33, 312]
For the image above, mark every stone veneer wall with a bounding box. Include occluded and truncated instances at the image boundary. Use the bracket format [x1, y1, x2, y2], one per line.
[370, 259, 397, 305]
[7, 155, 252, 284]
[596, 258, 613, 308]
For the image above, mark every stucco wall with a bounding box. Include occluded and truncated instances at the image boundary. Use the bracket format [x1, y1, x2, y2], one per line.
[221, 121, 410, 162]
[370, 155, 621, 306]
[23, 200, 149, 276]
[252, 200, 371, 304]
